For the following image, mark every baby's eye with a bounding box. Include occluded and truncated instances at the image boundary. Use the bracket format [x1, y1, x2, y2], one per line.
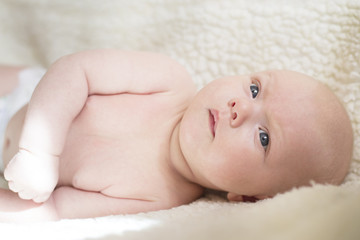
[250, 83, 259, 98]
[259, 129, 269, 151]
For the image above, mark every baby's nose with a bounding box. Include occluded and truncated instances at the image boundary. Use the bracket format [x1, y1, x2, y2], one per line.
[228, 98, 251, 127]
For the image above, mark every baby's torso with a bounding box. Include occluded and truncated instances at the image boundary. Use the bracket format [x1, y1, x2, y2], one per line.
[61, 93, 202, 203]
[5, 92, 203, 206]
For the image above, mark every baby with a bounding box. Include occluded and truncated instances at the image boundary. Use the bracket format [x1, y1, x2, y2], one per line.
[0, 49, 353, 222]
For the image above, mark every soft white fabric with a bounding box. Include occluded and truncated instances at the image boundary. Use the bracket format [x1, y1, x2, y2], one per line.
[0, 0, 359, 239]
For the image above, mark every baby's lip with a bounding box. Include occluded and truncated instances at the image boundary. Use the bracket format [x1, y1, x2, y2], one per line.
[209, 109, 219, 137]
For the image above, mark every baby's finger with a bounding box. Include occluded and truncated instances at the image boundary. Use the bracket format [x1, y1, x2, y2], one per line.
[8, 181, 23, 193]
[33, 194, 50, 203]
[3, 153, 19, 177]
[18, 190, 35, 200]
[3, 167, 14, 181]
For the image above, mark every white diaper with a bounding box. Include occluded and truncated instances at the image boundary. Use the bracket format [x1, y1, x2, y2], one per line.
[0, 67, 46, 172]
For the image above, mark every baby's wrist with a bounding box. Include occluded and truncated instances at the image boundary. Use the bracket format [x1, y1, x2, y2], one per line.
[17, 148, 60, 161]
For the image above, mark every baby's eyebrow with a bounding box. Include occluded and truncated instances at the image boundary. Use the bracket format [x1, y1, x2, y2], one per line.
[265, 111, 282, 162]
[260, 72, 273, 98]
[262, 73, 283, 162]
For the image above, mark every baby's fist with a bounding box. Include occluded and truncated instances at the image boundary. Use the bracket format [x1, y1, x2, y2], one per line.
[4, 150, 59, 203]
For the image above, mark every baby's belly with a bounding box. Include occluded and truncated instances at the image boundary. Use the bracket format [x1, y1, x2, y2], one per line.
[4, 94, 182, 198]
[58, 129, 174, 203]
[59, 132, 156, 184]
[58, 94, 175, 193]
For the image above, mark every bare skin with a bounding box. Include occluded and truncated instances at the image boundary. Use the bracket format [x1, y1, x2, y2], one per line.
[0, 50, 353, 222]
[177, 71, 353, 200]
[0, 66, 24, 95]
[1, 50, 203, 221]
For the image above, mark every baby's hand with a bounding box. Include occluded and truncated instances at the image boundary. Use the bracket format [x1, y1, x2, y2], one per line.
[4, 150, 59, 203]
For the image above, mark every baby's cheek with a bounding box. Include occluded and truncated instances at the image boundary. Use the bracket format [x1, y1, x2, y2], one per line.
[229, 149, 263, 176]
[212, 135, 260, 181]
[221, 151, 247, 178]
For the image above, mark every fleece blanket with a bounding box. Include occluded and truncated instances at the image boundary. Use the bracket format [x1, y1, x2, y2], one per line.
[0, 0, 359, 239]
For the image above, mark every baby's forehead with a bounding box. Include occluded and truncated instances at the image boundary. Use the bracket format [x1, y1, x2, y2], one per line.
[254, 70, 318, 87]
[260, 70, 321, 108]
[253, 70, 350, 188]
[263, 71, 330, 161]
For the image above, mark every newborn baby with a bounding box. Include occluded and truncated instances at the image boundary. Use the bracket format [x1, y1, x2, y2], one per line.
[0, 49, 353, 222]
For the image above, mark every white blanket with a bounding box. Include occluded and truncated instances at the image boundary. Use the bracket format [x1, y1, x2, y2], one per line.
[0, 0, 359, 239]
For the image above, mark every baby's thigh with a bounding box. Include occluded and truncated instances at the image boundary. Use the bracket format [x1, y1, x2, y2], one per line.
[0, 66, 26, 96]
[2, 105, 27, 168]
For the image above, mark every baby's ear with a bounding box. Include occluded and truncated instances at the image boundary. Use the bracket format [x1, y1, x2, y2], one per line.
[227, 192, 271, 202]
[227, 192, 244, 202]
[255, 195, 271, 200]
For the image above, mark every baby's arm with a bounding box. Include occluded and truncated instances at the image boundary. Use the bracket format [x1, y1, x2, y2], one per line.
[0, 188, 58, 223]
[21, 50, 190, 157]
[5, 49, 193, 203]
[52, 186, 167, 219]
[0, 186, 165, 222]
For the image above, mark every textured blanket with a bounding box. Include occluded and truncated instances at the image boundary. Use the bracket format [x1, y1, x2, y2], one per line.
[0, 0, 359, 239]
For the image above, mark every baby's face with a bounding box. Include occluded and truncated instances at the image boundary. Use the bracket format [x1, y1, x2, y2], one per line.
[179, 70, 352, 199]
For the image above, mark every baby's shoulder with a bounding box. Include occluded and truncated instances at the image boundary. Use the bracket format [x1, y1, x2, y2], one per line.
[159, 63, 196, 97]
[138, 51, 197, 96]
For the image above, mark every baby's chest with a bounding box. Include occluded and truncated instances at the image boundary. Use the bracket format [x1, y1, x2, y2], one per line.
[75, 94, 171, 136]
[66, 139, 171, 199]
[59, 94, 181, 196]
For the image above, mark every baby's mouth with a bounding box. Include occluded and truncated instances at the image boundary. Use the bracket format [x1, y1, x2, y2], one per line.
[209, 109, 219, 137]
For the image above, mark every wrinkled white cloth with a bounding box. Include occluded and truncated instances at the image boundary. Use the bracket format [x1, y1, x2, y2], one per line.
[0, 67, 45, 172]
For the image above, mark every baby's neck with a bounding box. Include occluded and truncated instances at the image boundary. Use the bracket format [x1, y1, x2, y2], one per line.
[168, 123, 199, 186]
